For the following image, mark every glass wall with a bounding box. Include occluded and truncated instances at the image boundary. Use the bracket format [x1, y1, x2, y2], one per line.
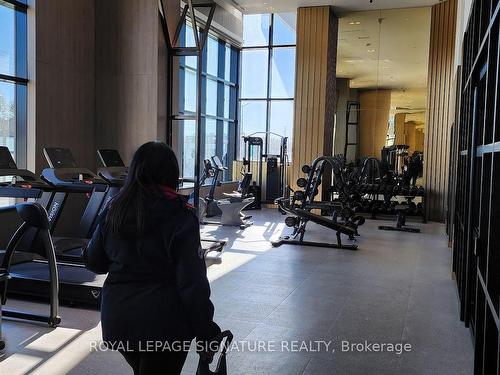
[0, 0, 28, 168]
[178, 24, 238, 180]
[239, 13, 296, 158]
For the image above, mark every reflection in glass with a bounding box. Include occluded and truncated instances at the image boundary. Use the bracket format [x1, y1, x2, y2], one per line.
[207, 36, 218, 76]
[184, 69, 197, 113]
[224, 85, 230, 118]
[184, 24, 197, 69]
[206, 78, 218, 116]
[223, 121, 229, 160]
[205, 119, 217, 160]
[225, 45, 231, 81]
[0, 5, 15, 76]
[182, 120, 196, 178]
[223, 121, 230, 180]
[240, 101, 267, 158]
[273, 13, 297, 46]
[0, 81, 16, 154]
[241, 49, 269, 98]
[269, 100, 294, 155]
[271, 47, 296, 98]
[243, 14, 270, 47]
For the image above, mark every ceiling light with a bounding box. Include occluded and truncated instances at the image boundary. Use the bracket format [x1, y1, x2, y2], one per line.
[349, 21, 361, 25]
[345, 58, 364, 63]
[367, 49, 375, 53]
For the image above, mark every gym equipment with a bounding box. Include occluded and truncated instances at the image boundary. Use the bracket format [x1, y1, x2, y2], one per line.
[0, 147, 93, 263]
[1, 202, 62, 326]
[242, 132, 289, 206]
[199, 157, 254, 228]
[97, 149, 128, 207]
[196, 330, 233, 375]
[0, 269, 7, 350]
[273, 156, 360, 250]
[378, 199, 421, 233]
[41, 148, 110, 263]
[98, 149, 227, 264]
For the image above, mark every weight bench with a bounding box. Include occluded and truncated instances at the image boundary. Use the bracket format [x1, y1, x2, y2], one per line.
[378, 203, 420, 233]
[272, 202, 358, 250]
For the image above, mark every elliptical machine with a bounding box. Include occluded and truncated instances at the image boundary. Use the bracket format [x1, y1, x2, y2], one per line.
[199, 156, 254, 229]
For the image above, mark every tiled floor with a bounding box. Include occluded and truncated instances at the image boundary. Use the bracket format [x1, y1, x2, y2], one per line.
[0, 209, 473, 374]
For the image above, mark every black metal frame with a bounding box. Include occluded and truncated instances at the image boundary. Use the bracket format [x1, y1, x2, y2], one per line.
[177, 22, 239, 181]
[159, 0, 216, 212]
[451, 1, 500, 373]
[0, 0, 28, 168]
[273, 156, 359, 250]
[238, 13, 296, 157]
[0, 204, 61, 327]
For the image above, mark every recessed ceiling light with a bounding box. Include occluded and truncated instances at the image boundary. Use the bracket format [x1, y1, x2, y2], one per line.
[367, 49, 375, 53]
[345, 58, 364, 63]
[349, 21, 361, 25]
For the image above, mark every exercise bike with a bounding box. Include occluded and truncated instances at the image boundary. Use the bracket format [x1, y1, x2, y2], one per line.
[199, 157, 254, 229]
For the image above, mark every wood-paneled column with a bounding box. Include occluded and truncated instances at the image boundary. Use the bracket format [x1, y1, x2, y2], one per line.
[424, 0, 457, 222]
[291, 6, 338, 194]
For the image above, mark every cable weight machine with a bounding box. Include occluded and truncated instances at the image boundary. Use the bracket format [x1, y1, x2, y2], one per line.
[242, 132, 289, 209]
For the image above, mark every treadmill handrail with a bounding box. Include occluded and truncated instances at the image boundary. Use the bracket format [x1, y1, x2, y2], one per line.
[0, 186, 42, 199]
[0, 168, 40, 182]
[97, 166, 128, 186]
[41, 168, 108, 192]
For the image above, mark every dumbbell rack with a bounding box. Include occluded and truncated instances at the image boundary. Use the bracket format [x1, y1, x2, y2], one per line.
[362, 192, 427, 224]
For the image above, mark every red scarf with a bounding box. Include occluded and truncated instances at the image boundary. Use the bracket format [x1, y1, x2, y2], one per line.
[158, 185, 194, 208]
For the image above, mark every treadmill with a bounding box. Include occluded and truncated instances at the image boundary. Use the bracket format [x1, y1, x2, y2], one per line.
[97, 149, 226, 265]
[0, 178, 106, 312]
[41, 148, 110, 263]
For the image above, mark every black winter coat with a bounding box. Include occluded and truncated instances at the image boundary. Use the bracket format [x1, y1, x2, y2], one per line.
[84, 197, 220, 350]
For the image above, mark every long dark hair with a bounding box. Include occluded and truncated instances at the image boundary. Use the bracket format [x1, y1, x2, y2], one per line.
[106, 142, 179, 237]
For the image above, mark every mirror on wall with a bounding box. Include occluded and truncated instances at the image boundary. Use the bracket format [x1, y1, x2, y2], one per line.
[334, 7, 431, 185]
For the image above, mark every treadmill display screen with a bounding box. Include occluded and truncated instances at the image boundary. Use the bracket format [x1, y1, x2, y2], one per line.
[98, 149, 125, 167]
[0, 147, 17, 169]
[211, 156, 223, 169]
[44, 148, 78, 168]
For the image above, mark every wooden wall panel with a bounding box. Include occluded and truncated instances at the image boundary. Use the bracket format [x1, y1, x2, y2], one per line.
[95, 0, 164, 165]
[358, 90, 391, 158]
[424, 0, 457, 222]
[35, 0, 95, 172]
[394, 113, 406, 145]
[291, 6, 338, 193]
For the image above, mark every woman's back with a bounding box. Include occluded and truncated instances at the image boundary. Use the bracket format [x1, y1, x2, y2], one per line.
[83, 142, 220, 374]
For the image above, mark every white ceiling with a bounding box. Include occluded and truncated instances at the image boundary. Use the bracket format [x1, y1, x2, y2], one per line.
[225, 0, 443, 14]
[337, 7, 432, 90]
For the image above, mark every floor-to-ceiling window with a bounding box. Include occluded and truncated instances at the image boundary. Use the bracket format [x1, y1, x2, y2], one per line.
[0, 0, 27, 168]
[239, 13, 296, 159]
[178, 23, 239, 181]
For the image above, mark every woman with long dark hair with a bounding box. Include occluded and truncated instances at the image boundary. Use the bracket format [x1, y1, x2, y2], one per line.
[84, 141, 220, 375]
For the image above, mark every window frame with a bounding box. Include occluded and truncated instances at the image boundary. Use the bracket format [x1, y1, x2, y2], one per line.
[239, 12, 296, 158]
[177, 23, 240, 180]
[0, 0, 28, 168]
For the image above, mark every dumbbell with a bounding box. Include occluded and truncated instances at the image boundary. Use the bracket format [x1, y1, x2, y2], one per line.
[285, 216, 298, 227]
[418, 187, 425, 196]
[296, 178, 307, 188]
[302, 165, 311, 174]
[352, 215, 365, 226]
[410, 186, 418, 196]
[408, 202, 417, 215]
[416, 203, 424, 215]
[293, 191, 305, 202]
